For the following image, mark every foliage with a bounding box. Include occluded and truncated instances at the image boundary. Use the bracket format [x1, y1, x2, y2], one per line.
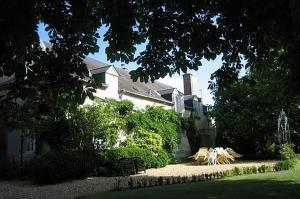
[274, 159, 297, 171]
[232, 167, 242, 176]
[103, 147, 169, 168]
[181, 117, 201, 153]
[123, 128, 163, 153]
[36, 98, 179, 157]
[154, 149, 170, 168]
[30, 151, 101, 185]
[2, 1, 300, 97]
[211, 60, 300, 156]
[0, 157, 20, 179]
[37, 98, 128, 151]
[127, 106, 180, 154]
[110, 99, 134, 116]
[83, 160, 300, 199]
[279, 143, 296, 160]
[69, 98, 126, 150]
[2, 1, 300, 151]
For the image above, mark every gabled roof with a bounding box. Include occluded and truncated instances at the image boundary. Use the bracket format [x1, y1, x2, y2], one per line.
[116, 69, 173, 104]
[42, 41, 111, 73]
[0, 41, 176, 105]
[85, 57, 110, 71]
[90, 66, 111, 75]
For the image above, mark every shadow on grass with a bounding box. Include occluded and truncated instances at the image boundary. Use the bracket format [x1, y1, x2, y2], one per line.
[78, 178, 300, 199]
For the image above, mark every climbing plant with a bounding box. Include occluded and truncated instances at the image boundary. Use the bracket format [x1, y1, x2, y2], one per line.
[127, 106, 181, 154]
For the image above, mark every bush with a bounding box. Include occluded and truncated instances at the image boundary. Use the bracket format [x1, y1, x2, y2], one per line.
[258, 165, 266, 173]
[279, 143, 296, 160]
[124, 128, 163, 153]
[274, 159, 297, 171]
[224, 170, 233, 177]
[103, 147, 169, 169]
[30, 151, 101, 184]
[251, 166, 258, 174]
[155, 149, 170, 168]
[232, 167, 242, 175]
[242, 167, 253, 175]
[0, 157, 20, 179]
[181, 117, 200, 153]
[127, 106, 180, 154]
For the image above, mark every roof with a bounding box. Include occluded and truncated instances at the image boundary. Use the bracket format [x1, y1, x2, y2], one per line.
[116, 67, 174, 104]
[85, 57, 110, 71]
[90, 65, 111, 75]
[42, 41, 110, 72]
[0, 41, 177, 104]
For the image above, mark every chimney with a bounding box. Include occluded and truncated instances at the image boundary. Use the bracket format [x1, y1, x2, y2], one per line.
[183, 73, 193, 95]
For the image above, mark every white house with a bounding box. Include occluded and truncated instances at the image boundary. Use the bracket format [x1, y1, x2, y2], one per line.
[0, 42, 214, 168]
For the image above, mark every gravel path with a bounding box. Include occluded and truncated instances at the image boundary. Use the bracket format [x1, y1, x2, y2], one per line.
[138, 160, 277, 177]
[0, 160, 277, 199]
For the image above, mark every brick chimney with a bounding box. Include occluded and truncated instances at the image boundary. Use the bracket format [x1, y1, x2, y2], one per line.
[183, 73, 193, 95]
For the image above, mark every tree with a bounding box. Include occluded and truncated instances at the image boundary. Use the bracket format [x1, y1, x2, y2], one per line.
[211, 58, 300, 156]
[1, 0, 300, 124]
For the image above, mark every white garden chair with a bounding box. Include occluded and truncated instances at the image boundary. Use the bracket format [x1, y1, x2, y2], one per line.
[215, 147, 234, 164]
[205, 148, 218, 165]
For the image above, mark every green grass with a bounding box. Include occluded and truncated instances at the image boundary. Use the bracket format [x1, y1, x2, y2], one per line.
[79, 155, 300, 199]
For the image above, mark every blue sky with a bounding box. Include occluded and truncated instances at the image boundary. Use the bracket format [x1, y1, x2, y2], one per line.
[38, 24, 244, 105]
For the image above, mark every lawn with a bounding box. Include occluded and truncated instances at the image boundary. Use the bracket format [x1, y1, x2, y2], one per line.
[79, 156, 300, 199]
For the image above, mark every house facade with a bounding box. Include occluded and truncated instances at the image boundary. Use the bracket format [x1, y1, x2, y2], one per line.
[0, 42, 214, 168]
[82, 56, 213, 157]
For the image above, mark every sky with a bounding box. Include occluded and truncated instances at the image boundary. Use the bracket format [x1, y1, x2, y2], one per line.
[38, 25, 244, 105]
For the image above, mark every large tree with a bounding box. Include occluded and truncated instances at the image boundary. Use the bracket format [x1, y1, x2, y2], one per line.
[211, 58, 300, 156]
[1, 0, 300, 109]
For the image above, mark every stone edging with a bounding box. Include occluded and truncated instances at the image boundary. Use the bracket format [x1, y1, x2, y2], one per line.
[112, 163, 278, 191]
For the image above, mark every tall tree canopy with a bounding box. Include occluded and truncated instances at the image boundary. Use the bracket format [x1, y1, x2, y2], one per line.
[1, 0, 300, 107]
[211, 58, 300, 156]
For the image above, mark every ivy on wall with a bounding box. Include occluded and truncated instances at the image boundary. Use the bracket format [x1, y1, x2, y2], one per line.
[45, 99, 181, 156]
[126, 106, 181, 154]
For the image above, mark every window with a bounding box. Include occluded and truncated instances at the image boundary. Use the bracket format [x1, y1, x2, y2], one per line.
[93, 73, 106, 84]
[24, 135, 35, 153]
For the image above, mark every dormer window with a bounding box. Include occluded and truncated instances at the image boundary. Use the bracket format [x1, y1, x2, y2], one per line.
[93, 73, 105, 84]
[92, 73, 108, 89]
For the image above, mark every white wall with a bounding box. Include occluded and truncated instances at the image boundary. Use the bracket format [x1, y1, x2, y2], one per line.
[120, 94, 172, 110]
[85, 68, 119, 105]
[175, 130, 192, 158]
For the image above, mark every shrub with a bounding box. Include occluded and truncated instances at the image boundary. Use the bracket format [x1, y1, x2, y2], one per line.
[0, 157, 20, 179]
[224, 170, 233, 177]
[30, 151, 101, 184]
[103, 147, 169, 169]
[274, 159, 296, 171]
[232, 167, 242, 175]
[155, 149, 170, 168]
[242, 167, 253, 175]
[258, 165, 266, 173]
[265, 142, 277, 157]
[111, 99, 134, 116]
[124, 128, 163, 153]
[69, 99, 126, 150]
[251, 166, 258, 174]
[279, 143, 296, 160]
[126, 106, 180, 154]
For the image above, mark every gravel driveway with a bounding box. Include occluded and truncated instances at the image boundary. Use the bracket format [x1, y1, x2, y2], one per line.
[0, 160, 276, 199]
